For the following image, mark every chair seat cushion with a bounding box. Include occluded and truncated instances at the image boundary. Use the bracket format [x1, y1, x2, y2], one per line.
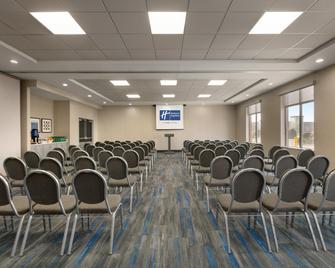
[265, 175, 279, 186]
[0, 196, 30, 216]
[218, 194, 260, 213]
[204, 175, 231, 187]
[108, 176, 136, 187]
[78, 195, 121, 213]
[33, 195, 76, 215]
[305, 193, 335, 211]
[62, 175, 73, 186]
[190, 160, 199, 165]
[264, 164, 274, 172]
[128, 166, 145, 174]
[194, 166, 210, 173]
[10, 180, 24, 187]
[262, 193, 304, 212]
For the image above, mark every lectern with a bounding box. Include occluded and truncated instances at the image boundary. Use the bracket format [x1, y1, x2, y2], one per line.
[164, 133, 174, 154]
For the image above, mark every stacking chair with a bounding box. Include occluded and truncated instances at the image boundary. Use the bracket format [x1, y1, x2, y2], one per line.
[194, 149, 215, 191]
[72, 150, 89, 166]
[206, 143, 216, 151]
[85, 144, 95, 157]
[3, 157, 27, 192]
[140, 144, 153, 171]
[225, 149, 241, 172]
[297, 149, 315, 168]
[249, 148, 265, 158]
[186, 143, 199, 172]
[95, 142, 103, 147]
[134, 146, 149, 182]
[215, 145, 227, 156]
[264, 149, 289, 174]
[0, 175, 29, 256]
[235, 145, 247, 162]
[98, 150, 113, 174]
[83, 143, 90, 151]
[54, 147, 70, 167]
[105, 144, 114, 152]
[23, 151, 40, 170]
[307, 156, 330, 189]
[69, 147, 81, 159]
[47, 150, 72, 174]
[93, 147, 104, 166]
[67, 170, 122, 255]
[68, 145, 77, 155]
[182, 140, 190, 161]
[20, 170, 76, 256]
[112, 146, 126, 157]
[122, 144, 131, 151]
[144, 142, 155, 165]
[74, 156, 96, 171]
[262, 168, 318, 252]
[190, 146, 205, 179]
[203, 156, 233, 212]
[242, 155, 264, 171]
[253, 144, 263, 150]
[106, 157, 138, 212]
[265, 145, 281, 164]
[123, 150, 144, 192]
[225, 143, 233, 150]
[216, 168, 271, 254]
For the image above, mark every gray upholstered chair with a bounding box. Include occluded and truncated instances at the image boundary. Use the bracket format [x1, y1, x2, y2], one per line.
[20, 170, 76, 256]
[47, 150, 71, 174]
[190, 146, 205, 179]
[297, 149, 315, 167]
[105, 144, 114, 152]
[106, 157, 137, 212]
[307, 155, 329, 189]
[0, 175, 29, 256]
[112, 146, 126, 157]
[194, 149, 216, 191]
[249, 148, 265, 158]
[23, 151, 40, 170]
[264, 149, 289, 174]
[206, 143, 216, 151]
[92, 147, 104, 165]
[3, 157, 27, 192]
[225, 149, 241, 172]
[74, 156, 96, 172]
[262, 168, 318, 252]
[134, 146, 149, 182]
[186, 143, 198, 172]
[85, 144, 95, 157]
[216, 168, 271, 254]
[122, 150, 145, 192]
[98, 150, 113, 174]
[203, 156, 233, 212]
[122, 144, 132, 151]
[215, 145, 227, 156]
[67, 169, 122, 255]
[140, 144, 153, 172]
[265, 145, 281, 164]
[242, 155, 264, 171]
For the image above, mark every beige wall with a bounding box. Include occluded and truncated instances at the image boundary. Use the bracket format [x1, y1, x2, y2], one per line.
[0, 74, 21, 173]
[98, 105, 236, 150]
[54, 101, 70, 137]
[236, 64, 335, 168]
[30, 92, 54, 139]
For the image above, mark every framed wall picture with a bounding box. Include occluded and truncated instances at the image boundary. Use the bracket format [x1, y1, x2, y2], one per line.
[30, 117, 40, 132]
[41, 118, 52, 133]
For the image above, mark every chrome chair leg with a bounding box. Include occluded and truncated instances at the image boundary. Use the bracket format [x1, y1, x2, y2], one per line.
[223, 211, 231, 254]
[109, 212, 116, 255]
[260, 212, 272, 253]
[11, 215, 26, 257]
[61, 214, 71, 256]
[304, 211, 319, 251]
[140, 173, 143, 193]
[67, 213, 78, 255]
[311, 211, 327, 251]
[19, 214, 33, 256]
[205, 186, 210, 212]
[267, 211, 278, 252]
[130, 186, 134, 213]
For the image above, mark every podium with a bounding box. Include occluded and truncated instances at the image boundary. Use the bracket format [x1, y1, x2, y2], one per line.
[164, 133, 174, 154]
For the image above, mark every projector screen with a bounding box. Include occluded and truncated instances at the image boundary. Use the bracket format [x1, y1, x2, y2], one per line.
[156, 105, 184, 130]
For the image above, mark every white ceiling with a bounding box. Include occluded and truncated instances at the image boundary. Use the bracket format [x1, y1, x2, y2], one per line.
[0, 0, 334, 106]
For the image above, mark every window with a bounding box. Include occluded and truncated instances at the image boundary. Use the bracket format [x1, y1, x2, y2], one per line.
[282, 85, 314, 149]
[79, 118, 93, 142]
[246, 102, 261, 143]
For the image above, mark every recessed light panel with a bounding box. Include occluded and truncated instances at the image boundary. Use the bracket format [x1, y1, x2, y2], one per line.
[30, 12, 85, 35]
[10, 59, 18, 64]
[249, 12, 302, 34]
[198, 94, 211, 98]
[315, 58, 324, 63]
[110, 80, 129, 86]
[208, 80, 227, 86]
[160, 80, 177, 86]
[127, 94, 140, 99]
[163, 94, 175, 98]
[148, 12, 186, 34]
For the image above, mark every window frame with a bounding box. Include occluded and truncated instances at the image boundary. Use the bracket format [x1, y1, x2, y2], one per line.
[246, 102, 261, 143]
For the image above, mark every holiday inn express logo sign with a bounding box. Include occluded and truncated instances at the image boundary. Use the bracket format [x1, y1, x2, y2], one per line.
[160, 110, 181, 121]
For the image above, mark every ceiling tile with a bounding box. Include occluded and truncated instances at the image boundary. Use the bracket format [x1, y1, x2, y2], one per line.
[129, 49, 156, 59]
[24, 49, 81, 60]
[230, 49, 262, 59]
[269, 0, 316, 11]
[230, 0, 276, 11]
[294, 34, 334, 49]
[111, 13, 150, 34]
[24, 35, 70, 50]
[211, 34, 245, 50]
[153, 35, 183, 49]
[75, 50, 106, 60]
[58, 35, 98, 50]
[265, 34, 307, 49]
[71, 12, 118, 34]
[14, 0, 63, 11]
[90, 34, 126, 49]
[103, 0, 147, 12]
[279, 48, 310, 59]
[0, 22, 17, 34]
[184, 13, 224, 34]
[122, 34, 154, 49]
[205, 49, 233, 59]
[219, 12, 262, 34]
[58, 0, 106, 12]
[310, 0, 335, 11]
[0, 35, 37, 50]
[181, 50, 207, 59]
[0, 0, 26, 11]
[189, 0, 231, 11]
[254, 48, 288, 59]
[102, 49, 131, 59]
[156, 50, 181, 59]
[146, 0, 188, 11]
[238, 35, 274, 49]
[183, 35, 213, 49]
[317, 19, 335, 34]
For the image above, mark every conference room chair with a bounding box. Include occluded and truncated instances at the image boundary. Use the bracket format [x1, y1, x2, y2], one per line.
[253, 144, 264, 150]
[303, 170, 335, 251]
[182, 140, 190, 161]
[235, 145, 247, 160]
[240, 143, 249, 154]
[122, 144, 132, 151]
[297, 149, 315, 168]
[47, 150, 71, 174]
[265, 145, 281, 165]
[20, 170, 76, 256]
[105, 144, 114, 152]
[67, 169, 122, 255]
[265, 155, 297, 192]
[206, 143, 216, 151]
[190, 146, 205, 179]
[93, 147, 104, 166]
[40, 157, 72, 195]
[100, 143, 107, 148]
[112, 146, 126, 157]
[145, 142, 155, 164]
[83, 143, 90, 151]
[54, 147, 70, 167]
[98, 150, 113, 174]
[214, 145, 227, 156]
[194, 149, 215, 191]
[249, 148, 265, 158]
[23, 151, 40, 170]
[307, 155, 330, 190]
[203, 156, 233, 212]
[225, 143, 233, 150]
[186, 143, 198, 172]
[242, 155, 264, 171]
[85, 144, 95, 157]
[216, 168, 271, 254]
[148, 141, 157, 162]
[264, 149, 290, 174]
[225, 149, 241, 172]
[262, 168, 318, 252]
[123, 150, 145, 192]
[106, 157, 138, 212]
[68, 145, 77, 154]
[3, 157, 27, 193]
[104, 140, 111, 144]
[0, 175, 29, 257]
[133, 146, 149, 182]
[95, 142, 102, 147]
[72, 150, 89, 167]
[74, 156, 97, 172]
[69, 147, 81, 165]
[140, 144, 153, 171]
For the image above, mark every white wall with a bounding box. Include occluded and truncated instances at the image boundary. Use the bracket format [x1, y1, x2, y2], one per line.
[0, 74, 20, 173]
[98, 105, 236, 150]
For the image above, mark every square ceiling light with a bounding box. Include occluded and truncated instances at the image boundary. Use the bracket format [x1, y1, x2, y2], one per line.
[208, 80, 227, 86]
[163, 94, 175, 98]
[198, 94, 211, 98]
[249, 12, 302, 34]
[30, 12, 85, 34]
[110, 80, 129, 86]
[127, 94, 140, 99]
[148, 12, 186, 34]
[160, 80, 177, 86]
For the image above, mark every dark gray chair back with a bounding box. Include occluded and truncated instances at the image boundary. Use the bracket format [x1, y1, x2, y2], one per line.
[249, 148, 265, 158]
[123, 144, 132, 151]
[199, 149, 215, 168]
[273, 149, 290, 166]
[275, 155, 297, 179]
[0, 175, 11, 206]
[40, 157, 63, 179]
[93, 147, 104, 162]
[243, 156, 264, 171]
[98, 150, 113, 168]
[123, 150, 139, 169]
[86, 144, 95, 156]
[47, 150, 64, 166]
[235, 145, 246, 159]
[134, 147, 145, 161]
[112, 146, 126, 157]
[194, 146, 205, 161]
[225, 149, 241, 167]
[3, 157, 27, 181]
[215, 146, 227, 156]
[105, 144, 114, 152]
[140, 144, 150, 156]
[70, 147, 81, 157]
[54, 147, 67, 162]
[307, 156, 329, 181]
[211, 156, 232, 180]
[23, 151, 40, 169]
[75, 156, 96, 171]
[106, 157, 128, 180]
[73, 150, 89, 161]
[206, 143, 216, 151]
[297, 149, 315, 167]
[225, 143, 233, 150]
[323, 170, 335, 202]
[268, 145, 281, 160]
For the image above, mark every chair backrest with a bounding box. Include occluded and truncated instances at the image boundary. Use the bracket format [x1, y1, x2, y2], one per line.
[105, 144, 114, 152]
[83, 143, 91, 150]
[129, 143, 136, 148]
[73, 170, 107, 204]
[73, 150, 89, 161]
[278, 168, 313, 205]
[275, 155, 297, 179]
[240, 143, 249, 154]
[215, 145, 227, 156]
[268, 145, 281, 160]
[54, 147, 67, 161]
[106, 156, 128, 180]
[112, 146, 126, 157]
[231, 168, 265, 205]
[75, 156, 96, 171]
[225, 149, 241, 167]
[100, 143, 107, 148]
[225, 143, 233, 150]
[206, 143, 216, 151]
[123, 150, 139, 168]
[40, 157, 63, 179]
[249, 148, 265, 158]
[3, 157, 27, 181]
[68, 145, 77, 153]
[243, 156, 264, 171]
[86, 144, 95, 156]
[0, 175, 11, 206]
[47, 150, 64, 166]
[273, 149, 290, 165]
[93, 147, 104, 161]
[123, 144, 132, 151]
[297, 149, 315, 167]
[307, 155, 329, 181]
[98, 150, 113, 168]
[194, 146, 205, 161]
[70, 147, 81, 157]
[190, 143, 198, 156]
[235, 145, 246, 159]
[211, 156, 232, 180]
[95, 141, 102, 147]
[25, 170, 61, 206]
[199, 149, 215, 168]
[134, 147, 145, 161]
[323, 170, 335, 202]
[23, 151, 40, 169]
